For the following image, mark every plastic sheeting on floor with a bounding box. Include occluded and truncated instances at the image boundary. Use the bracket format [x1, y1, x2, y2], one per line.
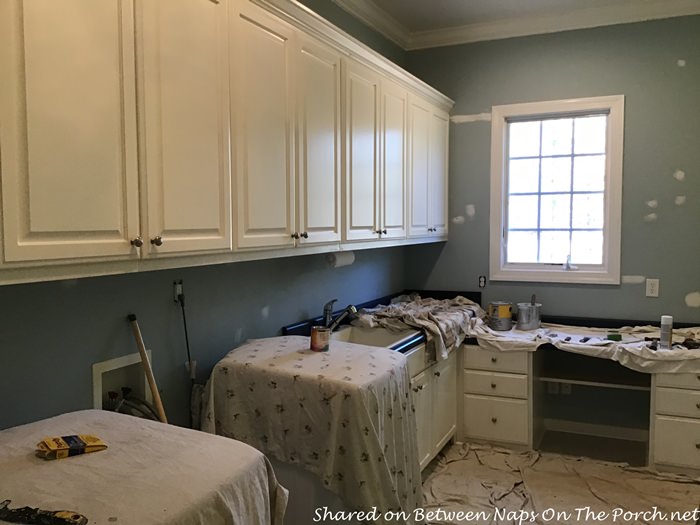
[422, 443, 700, 525]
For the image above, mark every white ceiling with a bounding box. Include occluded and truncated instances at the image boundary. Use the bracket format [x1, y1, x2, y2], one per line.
[330, 0, 700, 49]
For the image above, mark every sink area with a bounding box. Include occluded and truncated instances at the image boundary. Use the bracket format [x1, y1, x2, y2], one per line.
[330, 325, 422, 351]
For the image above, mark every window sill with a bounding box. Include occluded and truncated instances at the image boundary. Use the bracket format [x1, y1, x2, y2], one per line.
[490, 267, 620, 285]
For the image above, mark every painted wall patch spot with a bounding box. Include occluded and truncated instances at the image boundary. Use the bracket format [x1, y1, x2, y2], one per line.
[451, 215, 465, 224]
[673, 169, 686, 181]
[643, 213, 657, 222]
[677, 59, 687, 67]
[621, 275, 646, 284]
[675, 195, 686, 206]
[686, 292, 700, 308]
[646, 199, 658, 209]
[465, 204, 476, 218]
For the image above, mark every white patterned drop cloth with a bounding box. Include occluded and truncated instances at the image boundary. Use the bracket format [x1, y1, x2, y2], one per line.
[353, 295, 485, 360]
[201, 336, 422, 524]
[0, 410, 287, 525]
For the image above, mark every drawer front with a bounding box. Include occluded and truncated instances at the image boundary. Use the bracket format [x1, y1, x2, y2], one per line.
[656, 373, 700, 391]
[405, 344, 429, 378]
[464, 370, 528, 399]
[654, 415, 700, 469]
[655, 387, 700, 419]
[463, 345, 528, 374]
[463, 394, 528, 445]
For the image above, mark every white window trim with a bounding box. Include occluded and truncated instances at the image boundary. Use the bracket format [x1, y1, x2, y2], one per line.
[489, 95, 624, 285]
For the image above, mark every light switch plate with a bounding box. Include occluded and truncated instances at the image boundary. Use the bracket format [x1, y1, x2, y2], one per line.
[646, 278, 660, 297]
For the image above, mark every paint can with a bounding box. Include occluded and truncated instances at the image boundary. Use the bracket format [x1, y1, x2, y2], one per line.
[310, 326, 331, 352]
[487, 302, 513, 331]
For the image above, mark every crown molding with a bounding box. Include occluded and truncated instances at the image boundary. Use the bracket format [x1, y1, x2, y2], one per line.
[331, 0, 700, 50]
[331, 0, 410, 48]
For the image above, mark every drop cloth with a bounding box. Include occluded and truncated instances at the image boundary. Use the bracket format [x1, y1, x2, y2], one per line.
[201, 335, 422, 524]
[422, 443, 700, 525]
[0, 410, 287, 525]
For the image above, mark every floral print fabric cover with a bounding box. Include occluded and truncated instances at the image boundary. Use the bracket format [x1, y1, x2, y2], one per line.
[202, 335, 422, 524]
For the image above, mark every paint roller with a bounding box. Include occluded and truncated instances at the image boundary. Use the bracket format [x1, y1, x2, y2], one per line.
[127, 314, 168, 424]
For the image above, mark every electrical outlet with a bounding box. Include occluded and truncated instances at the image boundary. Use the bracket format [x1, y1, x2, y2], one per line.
[645, 278, 659, 298]
[560, 382, 572, 395]
[173, 280, 184, 303]
[478, 275, 486, 288]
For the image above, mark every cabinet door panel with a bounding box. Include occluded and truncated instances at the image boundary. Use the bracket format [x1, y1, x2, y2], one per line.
[430, 110, 449, 236]
[139, 0, 231, 255]
[297, 37, 341, 245]
[433, 351, 457, 454]
[411, 371, 433, 470]
[407, 98, 430, 237]
[381, 81, 407, 239]
[344, 59, 380, 241]
[0, 0, 139, 261]
[233, 5, 295, 248]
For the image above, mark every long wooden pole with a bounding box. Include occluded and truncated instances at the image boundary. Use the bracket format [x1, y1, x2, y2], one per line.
[127, 314, 168, 424]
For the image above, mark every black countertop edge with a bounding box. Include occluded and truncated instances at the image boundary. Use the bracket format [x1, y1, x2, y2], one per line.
[281, 289, 482, 337]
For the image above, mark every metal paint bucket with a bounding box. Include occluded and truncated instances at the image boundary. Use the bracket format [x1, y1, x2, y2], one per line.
[487, 302, 513, 331]
[516, 302, 542, 331]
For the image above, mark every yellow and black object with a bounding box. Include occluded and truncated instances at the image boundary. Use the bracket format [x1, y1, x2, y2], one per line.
[0, 500, 88, 525]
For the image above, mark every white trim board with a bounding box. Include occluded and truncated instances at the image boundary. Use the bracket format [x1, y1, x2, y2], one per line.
[92, 351, 153, 410]
[332, 0, 700, 50]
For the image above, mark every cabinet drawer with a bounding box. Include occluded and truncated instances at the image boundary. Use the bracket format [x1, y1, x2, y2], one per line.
[463, 346, 528, 374]
[464, 370, 528, 399]
[463, 394, 528, 445]
[656, 373, 700, 391]
[655, 387, 700, 419]
[405, 344, 429, 378]
[654, 415, 700, 469]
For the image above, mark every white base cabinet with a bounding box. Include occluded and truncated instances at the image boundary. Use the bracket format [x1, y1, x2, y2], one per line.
[461, 345, 532, 447]
[651, 373, 700, 471]
[410, 347, 457, 470]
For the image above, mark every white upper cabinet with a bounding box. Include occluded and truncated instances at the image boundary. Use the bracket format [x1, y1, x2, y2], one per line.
[343, 58, 381, 242]
[343, 60, 408, 242]
[296, 35, 342, 245]
[430, 109, 449, 236]
[0, 1, 140, 262]
[408, 96, 449, 238]
[232, 3, 296, 249]
[138, 0, 232, 256]
[380, 80, 408, 240]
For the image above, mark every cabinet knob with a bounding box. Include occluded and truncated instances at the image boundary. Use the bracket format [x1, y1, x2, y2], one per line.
[301, 232, 308, 239]
[696, 402, 700, 409]
[491, 383, 497, 389]
[150, 236, 163, 246]
[291, 232, 300, 239]
[434, 371, 441, 377]
[412, 385, 424, 392]
[382, 229, 387, 235]
[491, 357, 498, 363]
[491, 417, 498, 424]
[696, 443, 700, 450]
[130, 237, 143, 248]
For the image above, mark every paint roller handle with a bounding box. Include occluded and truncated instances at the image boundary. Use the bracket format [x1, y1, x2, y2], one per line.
[128, 314, 168, 424]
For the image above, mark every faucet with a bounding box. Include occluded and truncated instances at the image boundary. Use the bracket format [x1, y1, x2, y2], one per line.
[322, 299, 357, 331]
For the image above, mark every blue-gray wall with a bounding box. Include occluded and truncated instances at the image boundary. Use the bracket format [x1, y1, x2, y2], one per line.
[0, 248, 406, 429]
[297, 0, 406, 66]
[404, 16, 700, 323]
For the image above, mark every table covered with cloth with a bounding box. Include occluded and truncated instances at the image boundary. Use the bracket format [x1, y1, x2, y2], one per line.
[201, 335, 422, 524]
[0, 410, 287, 525]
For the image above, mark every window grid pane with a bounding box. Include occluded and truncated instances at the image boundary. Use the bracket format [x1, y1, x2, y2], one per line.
[505, 114, 607, 265]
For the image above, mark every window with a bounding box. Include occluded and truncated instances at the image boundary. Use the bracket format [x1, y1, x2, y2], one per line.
[489, 96, 624, 284]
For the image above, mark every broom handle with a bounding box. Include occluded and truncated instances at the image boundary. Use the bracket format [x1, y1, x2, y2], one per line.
[128, 314, 168, 424]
